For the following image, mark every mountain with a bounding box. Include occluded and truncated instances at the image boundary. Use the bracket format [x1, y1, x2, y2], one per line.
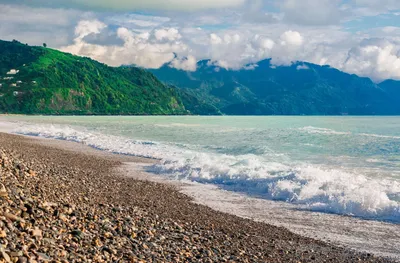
[150, 59, 400, 115]
[379, 79, 400, 99]
[0, 40, 220, 115]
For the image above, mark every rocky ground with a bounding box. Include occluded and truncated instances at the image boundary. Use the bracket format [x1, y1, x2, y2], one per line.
[0, 132, 396, 263]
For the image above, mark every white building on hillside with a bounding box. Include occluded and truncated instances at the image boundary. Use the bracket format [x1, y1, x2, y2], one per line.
[7, 69, 19, 75]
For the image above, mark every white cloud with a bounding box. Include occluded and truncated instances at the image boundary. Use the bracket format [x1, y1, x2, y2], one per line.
[243, 64, 258, 70]
[75, 20, 107, 40]
[105, 14, 170, 30]
[296, 64, 310, 70]
[56, 17, 400, 82]
[154, 28, 182, 41]
[6, 0, 246, 11]
[280, 30, 303, 46]
[210, 34, 223, 45]
[256, 36, 275, 50]
[342, 38, 400, 81]
[170, 55, 198, 71]
[205, 30, 306, 69]
[207, 32, 255, 69]
[61, 20, 190, 69]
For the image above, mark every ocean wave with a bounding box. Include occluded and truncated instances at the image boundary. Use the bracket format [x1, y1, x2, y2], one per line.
[298, 126, 351, 135]
[15, 125, 166, 159]
[359, 133, 400, 140]
[151, 157, 400, 222]
[154, 123, 202, 128]
[299, 126, 400, 140]
[15, 123, 400, 222]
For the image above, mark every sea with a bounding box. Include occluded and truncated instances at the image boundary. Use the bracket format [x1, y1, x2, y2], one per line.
[0, 116, 399, 258]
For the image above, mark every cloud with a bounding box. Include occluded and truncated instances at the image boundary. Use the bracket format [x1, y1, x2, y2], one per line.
[61, 20, 190, 69]
[296, 64, 310, 70]
[154, 28, 182, 42]
[280, 30, 303, 46]
[243, 64, 258, 70]
[104, 14, 170, 31]
[170, 55, 198, 71]
[205, 30, 306, 69]
[342, 38, 400, 81]
[6, 0, 246, 11]
[0, 4, 81, 26]
[348, 0, 400, 17]
[83, 27, 125, 46]
[210, 34, 223, 45]
[74, 20, 107, 40]
[351, 0, 400, 11]
[241, 0, 282, 24]
[207, 32, 256, 69]
[281, 0, 343, 25]
[52, 17, 400, 82]
[0, 4, 82, 47]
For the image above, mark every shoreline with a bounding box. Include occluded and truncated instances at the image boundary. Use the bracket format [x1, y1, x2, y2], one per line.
[119, 163, 400, 259]
[0, 132, 397, 262]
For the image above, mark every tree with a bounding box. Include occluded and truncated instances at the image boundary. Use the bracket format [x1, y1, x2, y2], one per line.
[43, 43, 47, 48]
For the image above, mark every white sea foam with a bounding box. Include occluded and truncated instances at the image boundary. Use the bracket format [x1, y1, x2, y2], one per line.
[154, 123, 202, 128]
[0, 119, 18, 133]
[14, 123, 400, 222]
[299, 126, 400, 140]
[299, 126, 351, 135]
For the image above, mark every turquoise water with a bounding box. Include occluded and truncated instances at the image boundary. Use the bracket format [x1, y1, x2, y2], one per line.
[3, 116, 400, 222]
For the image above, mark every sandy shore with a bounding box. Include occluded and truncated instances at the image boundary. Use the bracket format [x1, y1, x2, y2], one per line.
[0, 132, 396, 262]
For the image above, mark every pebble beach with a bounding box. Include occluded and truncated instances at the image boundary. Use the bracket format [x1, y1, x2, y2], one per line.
[0, 132, 396, 263]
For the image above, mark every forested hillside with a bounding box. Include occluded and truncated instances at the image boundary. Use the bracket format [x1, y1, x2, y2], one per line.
[151, 59, 400, 115]
[0, 40, 212, 115]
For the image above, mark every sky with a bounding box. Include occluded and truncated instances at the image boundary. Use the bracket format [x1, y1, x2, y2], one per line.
[2, 0, 400, 82]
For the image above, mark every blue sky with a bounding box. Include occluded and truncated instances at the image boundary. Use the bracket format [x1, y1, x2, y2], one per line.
[1, 0, 400, 81]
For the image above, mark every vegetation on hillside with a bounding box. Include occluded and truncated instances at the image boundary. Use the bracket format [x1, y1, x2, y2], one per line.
[0, 40, 216, 115]
[151, 59, 400, 115]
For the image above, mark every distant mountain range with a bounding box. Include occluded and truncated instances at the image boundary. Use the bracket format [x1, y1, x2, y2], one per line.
[0, 39, 399, 115]
[150, 59, 400, 115]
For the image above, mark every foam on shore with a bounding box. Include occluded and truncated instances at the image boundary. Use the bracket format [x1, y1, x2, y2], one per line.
[12, 123, 400, 223]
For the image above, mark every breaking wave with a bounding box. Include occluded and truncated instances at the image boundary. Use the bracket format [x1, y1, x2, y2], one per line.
[15, 123, 400, 223]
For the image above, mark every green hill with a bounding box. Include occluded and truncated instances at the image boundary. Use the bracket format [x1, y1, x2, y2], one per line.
[0, 40, 219, 115]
